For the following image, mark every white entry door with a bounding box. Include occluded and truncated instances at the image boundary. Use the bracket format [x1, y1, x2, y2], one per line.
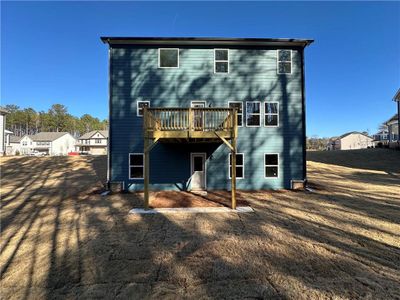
[191, 153, 206, 190]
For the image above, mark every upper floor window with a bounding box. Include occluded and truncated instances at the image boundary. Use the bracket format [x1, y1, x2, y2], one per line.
[137, 101, 150, 117]
[246, 101, 261, 127]
[158, 48, 179, 68]
[95, 139, 102, 144]
[264, 102, 279, 127]
[228, 101, 243, 126]
[214, 49, 229, 73]
[277, 50, 292, 74]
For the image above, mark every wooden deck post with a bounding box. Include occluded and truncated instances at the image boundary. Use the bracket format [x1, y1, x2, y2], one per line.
[143, 107, 150, 209]
[231, 109, 237, 210]
[144, 140, 150, 210]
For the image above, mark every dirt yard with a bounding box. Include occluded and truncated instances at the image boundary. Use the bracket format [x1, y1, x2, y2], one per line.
[1, 149, 399, 299]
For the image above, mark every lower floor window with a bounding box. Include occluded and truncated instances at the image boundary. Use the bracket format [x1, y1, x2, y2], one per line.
[229, 153, 244, 179]
[129, 153, 144, 179]
[265, 154, 279, 178]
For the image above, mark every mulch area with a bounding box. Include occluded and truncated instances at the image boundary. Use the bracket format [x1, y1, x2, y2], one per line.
[149, 190, 249, 208]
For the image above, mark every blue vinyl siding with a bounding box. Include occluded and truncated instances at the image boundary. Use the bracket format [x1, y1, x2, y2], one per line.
[109, 45, 305, 190]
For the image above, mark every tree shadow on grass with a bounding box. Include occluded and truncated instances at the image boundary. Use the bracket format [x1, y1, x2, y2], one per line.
[1, 159, 400, 298]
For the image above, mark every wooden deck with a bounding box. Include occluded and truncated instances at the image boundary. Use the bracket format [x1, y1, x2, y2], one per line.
[142, 107, 238, 210]
[143, 107, 237, 141]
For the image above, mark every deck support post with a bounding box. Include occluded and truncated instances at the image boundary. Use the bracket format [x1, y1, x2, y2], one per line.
[143, 107, 150, 210]
[231, 110, 238, 210]
[231, 139, 237, 210]
[144, 138, 150, 209]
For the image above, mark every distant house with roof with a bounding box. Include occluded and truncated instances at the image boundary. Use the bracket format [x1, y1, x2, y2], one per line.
[385, 114, 399, 146]
[327, 132, 374, 150]
[29, 132, 76, 155]
[6, 134, 24, 155]
[0, 108, 9, 155]
[76, 130, 108, 155]
[8, 132, 76, 156]
[372, 129, 389, 146]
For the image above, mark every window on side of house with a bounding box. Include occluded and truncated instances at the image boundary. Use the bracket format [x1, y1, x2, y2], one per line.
[95, 139, 101, 144]
[214, 49, 229, 73]
[137, 101, 150, 117]
[246, 101, 261, 127]
[158, 48, 179, 68]
[129, 153, 144, 179]
[228, 101, 243, 127]
[277, 50, 292, 74]
[229, 153, 244, 179]
[265, 154, 279, 178]
[264, 102, 279, 127]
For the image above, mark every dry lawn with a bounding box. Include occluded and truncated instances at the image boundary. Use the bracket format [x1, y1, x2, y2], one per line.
[1, 149, 399, 299]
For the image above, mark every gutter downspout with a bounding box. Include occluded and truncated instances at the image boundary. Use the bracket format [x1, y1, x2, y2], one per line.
[398, 101, 400, 148]
[107, 46, 112, 188]
[300, 48, 307, 183]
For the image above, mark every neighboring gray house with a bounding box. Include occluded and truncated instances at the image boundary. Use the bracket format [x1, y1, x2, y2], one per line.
[29, 132, 76, 155]
[372, 129, 389, 146]
[328, 132, 374, 150]
[387, 89, 400, 149]
[385, 114, 399, 147]
[76, 130, 108, 155]
[0, 108, 8, 155]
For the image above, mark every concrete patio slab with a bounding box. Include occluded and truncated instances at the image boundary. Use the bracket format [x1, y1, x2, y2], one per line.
[129, 206, 254, 214]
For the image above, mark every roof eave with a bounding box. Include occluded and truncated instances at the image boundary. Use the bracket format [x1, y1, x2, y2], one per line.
[100, 37, 314, 48]
[393, 88, 400, 102]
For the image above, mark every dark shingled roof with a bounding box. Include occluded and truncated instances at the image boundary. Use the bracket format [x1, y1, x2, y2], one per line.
[79, 130, 108, 140]
[9, 135, 22, 143]
[30, 132, 71, 142]
[101, 36, 314, 48]
[385, 114, 398, 124]
[393, 88, 400, 101]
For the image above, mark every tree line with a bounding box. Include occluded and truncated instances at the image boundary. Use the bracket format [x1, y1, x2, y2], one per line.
[4, 104, 108, 137]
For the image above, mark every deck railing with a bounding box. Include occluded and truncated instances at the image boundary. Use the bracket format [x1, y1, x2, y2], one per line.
[144, 107, 237, 139]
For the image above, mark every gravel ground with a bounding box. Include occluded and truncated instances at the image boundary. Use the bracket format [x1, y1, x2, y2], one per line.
[1, 149, 399, 299]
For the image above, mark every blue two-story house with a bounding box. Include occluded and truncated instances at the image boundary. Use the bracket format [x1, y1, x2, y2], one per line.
[101, 37, 313, 208]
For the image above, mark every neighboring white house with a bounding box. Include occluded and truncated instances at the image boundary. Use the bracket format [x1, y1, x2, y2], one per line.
[0, 108, 8, 155]
[328, 132, 374, 150]
[5, 132, 76, 156]
[31, 132, 76, 155]
[76, 130, 108, 155]
[5, 134, 21, 155]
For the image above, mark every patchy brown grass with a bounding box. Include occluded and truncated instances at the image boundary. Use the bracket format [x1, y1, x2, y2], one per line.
[1, 149, 399, 299]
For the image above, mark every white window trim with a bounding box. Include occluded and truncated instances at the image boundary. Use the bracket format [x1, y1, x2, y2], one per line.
[264, 153, 280, 179]
[214, 49, 229, 74]
[276, 49, 293, 75]
[129, 153, 144, 180]
[228, 152, 244, 179]
[264, 101, 279, 127]
[158, 48, 180, 69]
[228, 101, 243, 127]
[137, 100, 150, 117]
[190, 101, 207, 107]
[245, 101, 261, 127]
